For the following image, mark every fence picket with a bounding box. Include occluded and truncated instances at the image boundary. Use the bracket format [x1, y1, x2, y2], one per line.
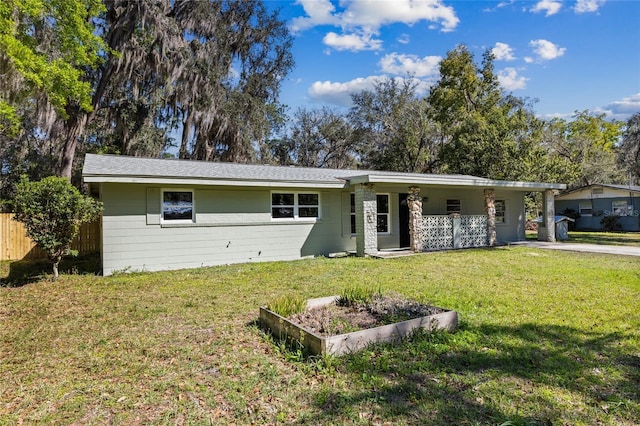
[0, 213, 100, 261]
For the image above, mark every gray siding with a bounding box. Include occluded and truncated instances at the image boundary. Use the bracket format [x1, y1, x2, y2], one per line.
[101, 183, 348, 275]
[100, 183, 530, 275]
[556, 198, 640, 231]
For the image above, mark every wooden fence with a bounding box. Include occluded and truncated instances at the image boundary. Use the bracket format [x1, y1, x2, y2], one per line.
[0, 213, 100, 261]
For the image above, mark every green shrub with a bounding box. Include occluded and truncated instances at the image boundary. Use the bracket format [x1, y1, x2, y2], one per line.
[600, 215, 622, 231]
[12, 176, 102, 281]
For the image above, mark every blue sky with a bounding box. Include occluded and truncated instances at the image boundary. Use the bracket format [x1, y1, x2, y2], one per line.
[266, 0, 640, 121]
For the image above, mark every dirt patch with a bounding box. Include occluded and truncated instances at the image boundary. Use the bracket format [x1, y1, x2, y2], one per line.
[288, 293, 445, 337]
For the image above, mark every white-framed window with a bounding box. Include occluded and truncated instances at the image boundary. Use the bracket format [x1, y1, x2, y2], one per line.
[162, 189, 194, 222]
[579, 201, 593, 216]
[349, 193, 390, 234]
[376, 194, 390, 233]
[350, 193, 356, 234]
[271, 192, 320, 220]
[446, 199, 461, 214]
[612, 200, 630, 216]
[495, 200, 506, 224]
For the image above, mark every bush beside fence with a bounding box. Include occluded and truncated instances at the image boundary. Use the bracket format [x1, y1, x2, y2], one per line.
[0, 213, 100, 261]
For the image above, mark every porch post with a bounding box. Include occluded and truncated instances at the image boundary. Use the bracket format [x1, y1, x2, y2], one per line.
[537, 189, 556, 242]
[355, 183, 378, 256]
[407, 186, 423, 252]
[484, 188, 497, 246]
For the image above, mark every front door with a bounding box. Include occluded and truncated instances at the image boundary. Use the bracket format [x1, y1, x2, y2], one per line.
[399, 193, 410, 248]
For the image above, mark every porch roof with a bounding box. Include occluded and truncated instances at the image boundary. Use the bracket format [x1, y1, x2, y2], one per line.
[83, 154, 566, 191]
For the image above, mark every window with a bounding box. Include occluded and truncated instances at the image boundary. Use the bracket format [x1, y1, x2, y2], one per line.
[495, 200, 506, 223]
[612, 200, 630, 216]
[579, 201, 593, 216]
[377, 194, 389, 233]
[271, 192, 319, 219]
[162, 190, 194, 222]
[446, 199, 461, 214]
[350, 193, 356, 234]
[349, 193, 389, 234]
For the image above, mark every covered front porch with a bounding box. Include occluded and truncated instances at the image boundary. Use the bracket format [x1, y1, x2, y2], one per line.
[347, 175, 562, 257]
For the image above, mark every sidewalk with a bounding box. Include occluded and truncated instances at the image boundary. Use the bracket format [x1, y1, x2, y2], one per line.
[508, 241, 640, 257]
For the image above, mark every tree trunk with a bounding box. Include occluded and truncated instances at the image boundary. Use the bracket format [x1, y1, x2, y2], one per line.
[179, 112, 194, 159]
[52, 260, 59, 281]
[60, 59, 114, 178]
[60, 112, 88, 178]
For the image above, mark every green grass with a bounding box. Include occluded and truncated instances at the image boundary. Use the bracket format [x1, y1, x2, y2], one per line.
[526, 230, 640, 247]
[565, 231, 640, 246]
[2, 247, 639, 425]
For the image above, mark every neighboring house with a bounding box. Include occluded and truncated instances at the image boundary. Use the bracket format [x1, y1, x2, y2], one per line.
[82, 154, 565, 276]
[555, 184, 640, 232]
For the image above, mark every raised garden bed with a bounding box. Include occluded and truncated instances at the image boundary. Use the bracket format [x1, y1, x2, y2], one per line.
[259, 295, 458, 356]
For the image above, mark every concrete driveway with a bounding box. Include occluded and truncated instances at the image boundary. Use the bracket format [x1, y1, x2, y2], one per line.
[509, 241, 640, 257]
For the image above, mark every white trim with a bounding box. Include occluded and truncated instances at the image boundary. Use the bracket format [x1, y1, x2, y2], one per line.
[161, 188, 195, 224]
[85, 174, 564, 191]
[349, 192, 391, 235]
[84, 175, 346, 189]
[270, 191, 321, 221]
[446, 198, 462, 214]
[495, 199, 508, 225]
[579, 201, 593, 217]
[612, 200, 630, 216]
[347, 174, 565, 191]
[376, 193, 391, 235]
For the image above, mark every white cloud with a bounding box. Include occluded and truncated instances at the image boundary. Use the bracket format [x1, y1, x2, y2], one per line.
[397, 33, 411, 44]
[598, 93, 640, 120]
[308, 76, 383, 107]
[291, 0, 460, 51]
[574, 0, 606, 14]
[339, 0, 459, 32]
[530, 0, 563, 16]
[546, 93, 639, 121]
[290, 0, 339, 32]
[497, 68, 528, 90]
[308, 75, 431, 107]
[323, 32, 382, 51]
[492, 42, 516, 61]
[483, 0, 515, 12]
[379, 53, 441, 77]
[529, 39, 566, 61]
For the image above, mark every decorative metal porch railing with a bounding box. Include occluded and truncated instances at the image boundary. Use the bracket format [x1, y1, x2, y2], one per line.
[421, 215, 488, 251]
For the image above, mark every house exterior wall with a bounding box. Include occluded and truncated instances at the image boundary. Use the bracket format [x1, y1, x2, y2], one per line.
[556, 194, 640, 231]
[99, 183, 530, 275]
[100, 183, 350, 275]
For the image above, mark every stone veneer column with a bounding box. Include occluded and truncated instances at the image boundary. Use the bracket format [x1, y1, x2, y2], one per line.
[484, 188, 497, 246]
[355, 183, 378, 256]
[407, 186, 423, 252]
[537, 189, 556, 242]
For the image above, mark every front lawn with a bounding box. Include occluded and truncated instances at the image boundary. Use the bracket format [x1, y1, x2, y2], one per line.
[1, 247, 639, 425]
[565, 231, 640, 246]
[526, 230, 640, 247]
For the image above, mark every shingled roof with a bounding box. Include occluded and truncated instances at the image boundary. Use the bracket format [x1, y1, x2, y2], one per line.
[82, 154, 565, 191]
[557, 183, 640, 197]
